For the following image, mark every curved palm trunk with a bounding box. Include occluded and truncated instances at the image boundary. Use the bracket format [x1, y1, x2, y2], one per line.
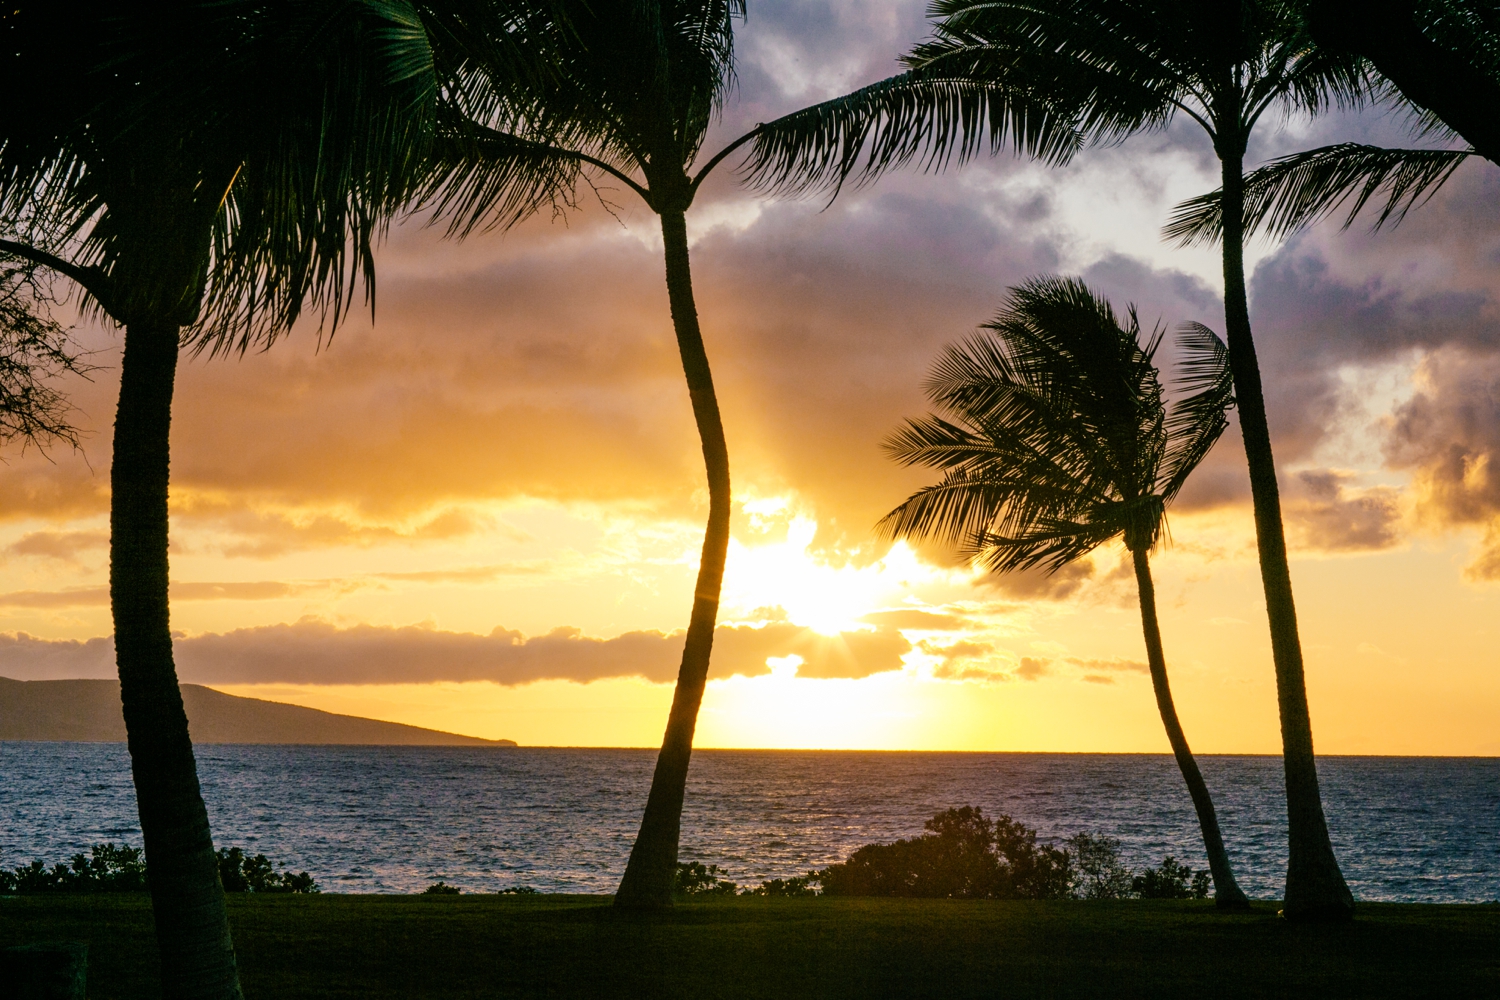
[1131, 548, 1249, 910]
[614, 210, 732, 909]
[113, 320, 243, 999]
[1219, 150, 1353, 921]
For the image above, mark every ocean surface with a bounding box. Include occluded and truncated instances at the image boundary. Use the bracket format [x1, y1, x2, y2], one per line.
[2, 743, 1497, 902]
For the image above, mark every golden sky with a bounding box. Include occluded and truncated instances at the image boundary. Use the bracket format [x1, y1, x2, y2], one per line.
[3, 1, 1499, 754]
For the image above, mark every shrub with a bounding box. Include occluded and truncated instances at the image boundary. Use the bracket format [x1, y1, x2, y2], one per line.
[498, 885, 539, 895]
[1132, 856, 1210, 899]
[673, 861, 739, 896]
[818, 807, 1071, 900]
[216, 847, 320, 894]
[0, 843, 147, 893]
[747, 874, 819, 897]
[423, 881, 461, 895]
[991, 812, 1073, 900]
[1066, 833, 1134, 900]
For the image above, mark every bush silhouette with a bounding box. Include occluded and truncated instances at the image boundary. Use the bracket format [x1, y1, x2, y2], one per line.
[423, 882, 461, 895]
[215, 847, 319, 894]
[0, 843, 147, 893]
[749, 875, 819, 897]
[1133, 856, 1211, 899]
[672, 861, 739, 897]
[0, 843, 333, 898]
[818, 807, 1071, 899]
[1067, 833, 1134, 900]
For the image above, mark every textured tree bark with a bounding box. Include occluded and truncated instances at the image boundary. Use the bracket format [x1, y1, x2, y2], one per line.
[1131, 548, 1250, 910]
[112, 320, 243, 998]
[614, 210, 732, 909]
[1218, 148, 1353, 921]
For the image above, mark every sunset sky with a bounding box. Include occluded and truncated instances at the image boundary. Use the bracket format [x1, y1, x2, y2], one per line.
[4, 0, 1499, 754]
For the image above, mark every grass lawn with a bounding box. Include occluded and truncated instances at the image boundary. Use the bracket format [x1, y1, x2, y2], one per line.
[3, 894, 1497, 999]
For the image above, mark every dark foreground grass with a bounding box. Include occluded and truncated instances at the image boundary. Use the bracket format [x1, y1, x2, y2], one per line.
[3, 894, 1497, 999]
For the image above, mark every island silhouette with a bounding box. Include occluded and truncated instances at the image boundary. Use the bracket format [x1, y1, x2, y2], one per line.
[0, 677, 514, 745]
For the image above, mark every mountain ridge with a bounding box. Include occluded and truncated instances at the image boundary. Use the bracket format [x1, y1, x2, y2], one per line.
[0, 677, 515, 745]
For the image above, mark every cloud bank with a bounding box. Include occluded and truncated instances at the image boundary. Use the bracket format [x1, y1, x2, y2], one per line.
[0, 619, 911, 685]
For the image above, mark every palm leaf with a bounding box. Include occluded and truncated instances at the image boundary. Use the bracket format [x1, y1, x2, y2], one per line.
[976, 515, 1124, 574]
[418, 112, 583, 238]
[879, 275, 1173, 573]
[742, 68, 1082, 199]
[745, 0, 1374, 204]
[1158, 321, 1232, 504]
[1164, 142, 1472, 247]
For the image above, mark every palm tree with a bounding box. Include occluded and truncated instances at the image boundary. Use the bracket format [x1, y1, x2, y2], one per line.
[427, 0, 877, 908]
[0, 4, 526, 994]
[881, 276, 1250, 909]
[744, 0, 1366, 920]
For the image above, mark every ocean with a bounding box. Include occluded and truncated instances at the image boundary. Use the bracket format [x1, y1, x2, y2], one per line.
[2, 743, 1496, 902]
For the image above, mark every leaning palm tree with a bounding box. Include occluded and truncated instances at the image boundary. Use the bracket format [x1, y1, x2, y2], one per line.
[881, 276, 1250, 909]
[744, 0, 1365, 920]
[0, 4, 549, 994]
[427, 0, 875, 908]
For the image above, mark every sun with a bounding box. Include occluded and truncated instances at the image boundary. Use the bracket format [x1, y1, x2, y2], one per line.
[720, 505, 927, 635]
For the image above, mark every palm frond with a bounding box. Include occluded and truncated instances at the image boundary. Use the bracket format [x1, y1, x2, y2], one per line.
[188, 0, 455, 352]
[981, 276, 1166, 496]
[1158, 321, 1232, 504]
[879, 274, 1178, 574]
[976, 516, 1123, 574]
[742, 68, 1082, 199]
[879, 469, 1044, 552]
[884, 411, 1105, 513]
[1164, 142, 1471, 247]
[417, 113, 582, 238]
[918, 0, 1186, 126]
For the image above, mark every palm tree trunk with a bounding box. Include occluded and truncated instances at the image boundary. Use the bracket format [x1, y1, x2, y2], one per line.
[614, 210, 732, 909]
[1131, 548, 1249, 910]
[1219, 149, 1353, 921]
[112, 319, 243, 998]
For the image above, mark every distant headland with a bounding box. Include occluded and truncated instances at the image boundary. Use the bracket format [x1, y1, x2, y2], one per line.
[0, 677, 516, 746]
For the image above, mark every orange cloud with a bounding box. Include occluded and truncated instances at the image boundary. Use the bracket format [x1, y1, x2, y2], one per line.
[0, 618, 910, 685]
[4, 530, 109, 562]
[1285, 470, 1403, 553]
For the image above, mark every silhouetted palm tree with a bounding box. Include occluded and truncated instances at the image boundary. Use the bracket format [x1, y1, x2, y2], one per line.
[881, 276, 1250, 909]
[746, 0, 1365, 920]
[429, 0, 871, 908]
[0, 4, 529, 994]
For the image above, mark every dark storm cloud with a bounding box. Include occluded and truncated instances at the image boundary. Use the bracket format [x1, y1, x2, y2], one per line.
[0, 620, 911, 684]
